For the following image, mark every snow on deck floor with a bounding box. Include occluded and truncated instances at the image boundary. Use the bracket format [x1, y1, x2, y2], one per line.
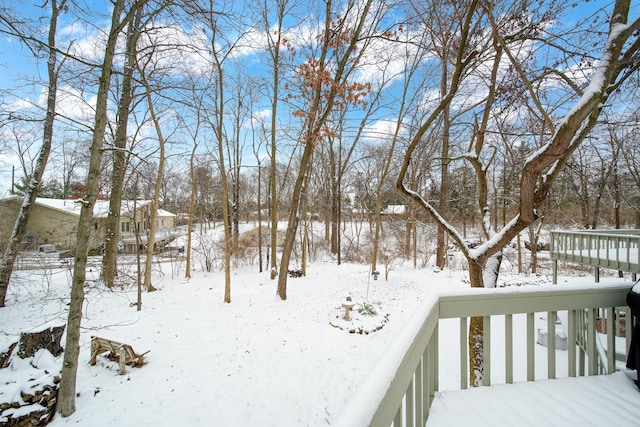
[427, 370, 640, 427]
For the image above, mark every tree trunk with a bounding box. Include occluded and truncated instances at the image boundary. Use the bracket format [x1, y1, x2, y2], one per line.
[58, 0, 130, 416]
[301, 220, 308, 276]
[0, 0, 63, 307]
[517, 233, 522, 274]
[468, 316, 484, 387]
[186, 141, 198, 279]
[268, 2, 284, 280]
[301, 157, 312, 276]
[134, 198, 143, 311]
[277, 142, 314, 299]
[436, 53, 450, 269]
[220, 164, 232, 303]
[269, 162, 278, 280]
[102, 7, 141, 288]
[330, 153, 339, 255]
[257, 162, 263, 273]
[405, 216, 411, 259]
[231, 91, 242, 248]
[371, 196, 382, 273]
[211, 50, 232, 303]
[529, 223, 541, 274]
[468, 258, 485, 386]
[138, 69, 166, 293]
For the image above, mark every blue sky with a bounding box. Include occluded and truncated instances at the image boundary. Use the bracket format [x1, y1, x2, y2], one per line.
[0, 0, 637, 198]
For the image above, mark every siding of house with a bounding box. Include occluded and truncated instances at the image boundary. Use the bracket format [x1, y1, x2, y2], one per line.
[0, 198, 22, 249]
[0, 197, 177, 252]
[0, 197, 103, 251]
[117, 205, 176, 239]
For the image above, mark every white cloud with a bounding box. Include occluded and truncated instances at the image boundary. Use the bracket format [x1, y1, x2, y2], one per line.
[363, 118, 405, 143]
[55, 86, 97, 124]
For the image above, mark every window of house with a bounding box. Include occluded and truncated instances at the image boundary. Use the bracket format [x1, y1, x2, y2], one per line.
[121, 222, 130, 233]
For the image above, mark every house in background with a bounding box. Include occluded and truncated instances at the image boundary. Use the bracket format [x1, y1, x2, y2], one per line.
[116, 200, 178, 253]
[240, 226, 286, 247]
[381, 204, 407, 218]
[0, 196, 176, 252]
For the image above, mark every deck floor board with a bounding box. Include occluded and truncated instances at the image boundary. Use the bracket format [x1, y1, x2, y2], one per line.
[427, 370, 640, 426]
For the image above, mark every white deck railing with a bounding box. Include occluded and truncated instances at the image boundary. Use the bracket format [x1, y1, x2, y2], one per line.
[332, 283, 631, 427]
[551, 230, 640, 283]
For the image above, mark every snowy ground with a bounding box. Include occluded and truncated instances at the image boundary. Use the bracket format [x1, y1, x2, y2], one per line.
[2, 256, 465, 426]
[427, 369, 640, 426]
[0, 241, 637, 426]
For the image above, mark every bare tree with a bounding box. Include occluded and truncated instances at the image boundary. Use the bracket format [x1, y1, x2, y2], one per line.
[58, 0, 148, 416]
[276, 0, 378, 299]
[261, 0, 296, 279]
[370, 28, 429, 274]
[0, 0, 67, 307]
[619, 119, 640, 227]
[182, 0, 248, 303]
[397, 0, 640, 386]
[102, 6, 143, 288]
[176, 77, 209, 279]
[136, 32, 170, 293]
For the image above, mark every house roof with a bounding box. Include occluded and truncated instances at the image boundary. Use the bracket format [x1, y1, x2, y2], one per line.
[156, 208, 176, 218]
[1, 196, 175, 218]
[381, 204, 406, 215]
[33, 197, 112, 218]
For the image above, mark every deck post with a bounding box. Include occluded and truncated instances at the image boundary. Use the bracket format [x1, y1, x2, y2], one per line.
[568, 309, 576, 377]
[527, 312, 535, 381]
[551, 232, 558, 284]
[415, 357, 423, 427]
[547, 311, 557, 379]
[459, 317, 467, 389]
[505, 314, 513, 384]
[483, 316, 491, 387]
[587, 308, 597, 375]
[405, 377, 414, 427]
[607, 307, 615, 374]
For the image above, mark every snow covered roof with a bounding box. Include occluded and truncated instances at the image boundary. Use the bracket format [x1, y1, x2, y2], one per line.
[381, 204, 406, 215]
[156, 208, 176, 217]
[2, 196, 175, 218]
[33, 198, 112, 218]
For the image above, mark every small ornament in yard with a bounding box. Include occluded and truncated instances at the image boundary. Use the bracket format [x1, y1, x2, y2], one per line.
[329, 300, 389, 334]
[372, 271, 380, 281]
[341, 298, 355, 321]
[288, 269, 303, 278]
[89, 336, 149, 375]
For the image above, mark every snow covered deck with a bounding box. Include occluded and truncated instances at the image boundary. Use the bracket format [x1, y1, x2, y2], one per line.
[332, 283, 633, 427]
[551, 230, 640, 283]
[427, 369, 640, 426]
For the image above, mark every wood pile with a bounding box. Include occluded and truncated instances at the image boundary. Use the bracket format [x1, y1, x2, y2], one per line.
[0, 326, 64, 426]
[89, 336, 149, 375]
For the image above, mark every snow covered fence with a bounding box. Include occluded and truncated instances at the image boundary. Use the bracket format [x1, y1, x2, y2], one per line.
[551, 229, 640, 283]
[332, 282, 630, 427]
